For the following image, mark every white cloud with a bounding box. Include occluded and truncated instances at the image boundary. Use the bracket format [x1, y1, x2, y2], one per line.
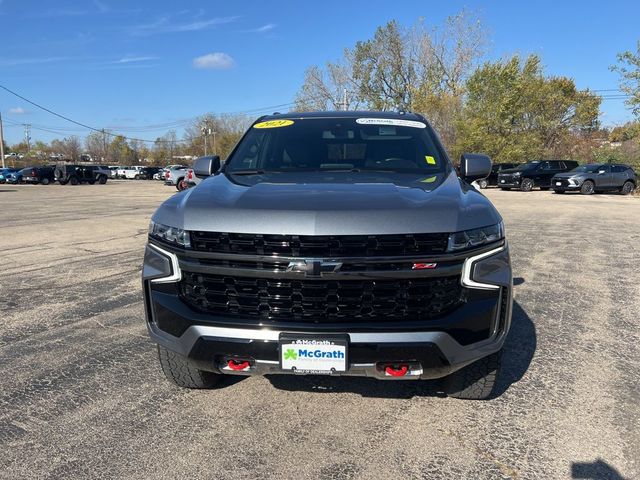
[193, 52, 235, 70]
[0, 56, 72, 66]
[9, 107, 26, 114]
[114, 55, 159, 64]
[132, 15, 239, 36]
[251, 23, 276, 33]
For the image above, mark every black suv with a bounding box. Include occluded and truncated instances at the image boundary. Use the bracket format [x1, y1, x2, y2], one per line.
[477, 163, 517, 189]
[552, 163, 636, 195]
[142, 111, 513, 400]
[498, 160, 579, 191]
[21, 166, 56, 185]
[54, 165, 109, 185]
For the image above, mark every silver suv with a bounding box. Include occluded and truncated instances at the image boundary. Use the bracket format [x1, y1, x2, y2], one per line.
[142, 112, 512, 399]
[552, 163, 636, 195]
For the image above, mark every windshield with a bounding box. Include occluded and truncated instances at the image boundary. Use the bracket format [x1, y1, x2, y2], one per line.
[571, 164, 601, 173]
[514, 162, 540, 171]
[226, 117, 448, 174]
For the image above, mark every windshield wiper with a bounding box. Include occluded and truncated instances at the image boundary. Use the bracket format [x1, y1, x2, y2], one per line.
[228, 169, 267, 175]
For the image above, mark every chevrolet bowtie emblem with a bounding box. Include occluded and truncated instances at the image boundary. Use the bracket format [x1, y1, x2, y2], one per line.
[286, 259, 343, 276]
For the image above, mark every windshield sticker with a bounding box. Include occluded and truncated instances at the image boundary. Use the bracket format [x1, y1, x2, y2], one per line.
[421, 176, 437, 183]
[425, 155, 436, 165]
[356, 118, 426, 129]
[254, 119, 294, 129]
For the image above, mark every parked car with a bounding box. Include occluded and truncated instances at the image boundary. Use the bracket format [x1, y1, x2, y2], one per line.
[128, 166, 160, 180]
[4, 169, 24, 184]
[497, 160, 579, 191]
[107, 166, 120, 178]
[551, 163, 636, 195]
[21, 166, 56, 185]
[143, 111, 512, 400]
[164, 166, 190, 191]
[476, 163, 517, 189]
[54, 165, 109, 185]
[0, 167, 20, 184]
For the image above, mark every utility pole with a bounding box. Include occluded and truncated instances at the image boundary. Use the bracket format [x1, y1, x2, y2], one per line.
[212, 131, 217, 155]
[0, 111, 5, 168]
[101, 129, 107, 163]
[201, 125, 212, 156]
[24, 124, 31, 152]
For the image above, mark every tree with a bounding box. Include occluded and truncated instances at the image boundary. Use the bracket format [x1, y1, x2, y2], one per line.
[85, 131, 106, 162]
[51, 136, 81, 161]
[108, 135, 135, 164]
[454, 55, 601, 163]
[182, 114, 250, 159]
[611, 41, 640, 117]
[293, 11, 487, 148]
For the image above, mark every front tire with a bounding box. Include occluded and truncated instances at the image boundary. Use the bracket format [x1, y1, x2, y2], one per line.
[520, 178, 534, 192]
[477, 179, 488, 189]
[621, 181, 635, 195]
[41, 178, 50, 185]
[157, 345, 220, 389]
[98, 175, 107, 184]
[443, 350, 502, 400]
[69, 176, 79, 186]
[580, 180, 595, 195]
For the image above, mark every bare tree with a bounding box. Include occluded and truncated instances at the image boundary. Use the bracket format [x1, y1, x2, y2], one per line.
[293, 10, 487, 149]
[61, 136, 81, 161]
[84, 131, 104, 162]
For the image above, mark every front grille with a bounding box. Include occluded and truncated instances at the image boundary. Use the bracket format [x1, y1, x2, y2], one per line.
[554, 178, 569, 187]
[190, 232, 449, 257]
[180, 272, 462, 323]
[499, 175, 516, 183]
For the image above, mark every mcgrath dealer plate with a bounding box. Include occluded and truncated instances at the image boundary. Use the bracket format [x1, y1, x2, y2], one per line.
[280, 334, 348, 374]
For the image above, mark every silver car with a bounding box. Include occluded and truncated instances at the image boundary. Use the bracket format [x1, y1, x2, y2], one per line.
[552, 164, 636, 195]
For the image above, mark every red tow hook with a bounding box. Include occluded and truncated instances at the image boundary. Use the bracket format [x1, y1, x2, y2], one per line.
[384, 365, 409, 377]
[227, 359, 251, 371]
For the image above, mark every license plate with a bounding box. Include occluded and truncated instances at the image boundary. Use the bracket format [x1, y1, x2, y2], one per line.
[556, 182, 562, 186]
[280, 334, 348, 374]
[500, 179, 505, 183]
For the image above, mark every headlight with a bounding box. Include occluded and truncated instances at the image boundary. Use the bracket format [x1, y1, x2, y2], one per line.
[512, 171, 521, 177]
[568, 178, 579, 186]
[447, 222, 504, 252]
[148, 221, 191, 248]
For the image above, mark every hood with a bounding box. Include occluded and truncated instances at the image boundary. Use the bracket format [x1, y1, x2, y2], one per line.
[152, 171, 502, 235]
[499, 167, 525, 174]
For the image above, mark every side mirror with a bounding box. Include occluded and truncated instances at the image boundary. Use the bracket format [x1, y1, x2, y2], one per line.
[460, 153, 492, 182]
[193, 155, 221, 178]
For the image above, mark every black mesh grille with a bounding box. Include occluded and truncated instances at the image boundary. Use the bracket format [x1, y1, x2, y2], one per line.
[553, 178, 569, 187]
[190, 232, 449, 257]
[180, 272, 462, 323]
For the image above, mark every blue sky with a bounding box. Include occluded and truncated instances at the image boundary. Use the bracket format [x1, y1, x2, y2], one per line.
[1, 0, 638, 145]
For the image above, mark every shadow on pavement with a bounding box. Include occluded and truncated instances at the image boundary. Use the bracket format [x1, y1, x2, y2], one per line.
[267, 300, 536, 399]
[493, 301, 536, 397]
[572, 459, 627, 479]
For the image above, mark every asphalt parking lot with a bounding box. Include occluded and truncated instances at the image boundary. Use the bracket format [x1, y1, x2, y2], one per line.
[0, 181, 638, 480]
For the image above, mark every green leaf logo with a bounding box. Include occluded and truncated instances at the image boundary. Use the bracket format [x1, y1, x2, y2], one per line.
[284, 348, 297, 360]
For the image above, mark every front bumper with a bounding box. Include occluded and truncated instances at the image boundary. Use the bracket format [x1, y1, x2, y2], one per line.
[552, 179, 580, 191]
[497, 177, 521, 188]
[142, 241, 513, 380]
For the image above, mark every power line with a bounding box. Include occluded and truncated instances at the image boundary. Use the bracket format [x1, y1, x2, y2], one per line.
[0, 83, 320, 143]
